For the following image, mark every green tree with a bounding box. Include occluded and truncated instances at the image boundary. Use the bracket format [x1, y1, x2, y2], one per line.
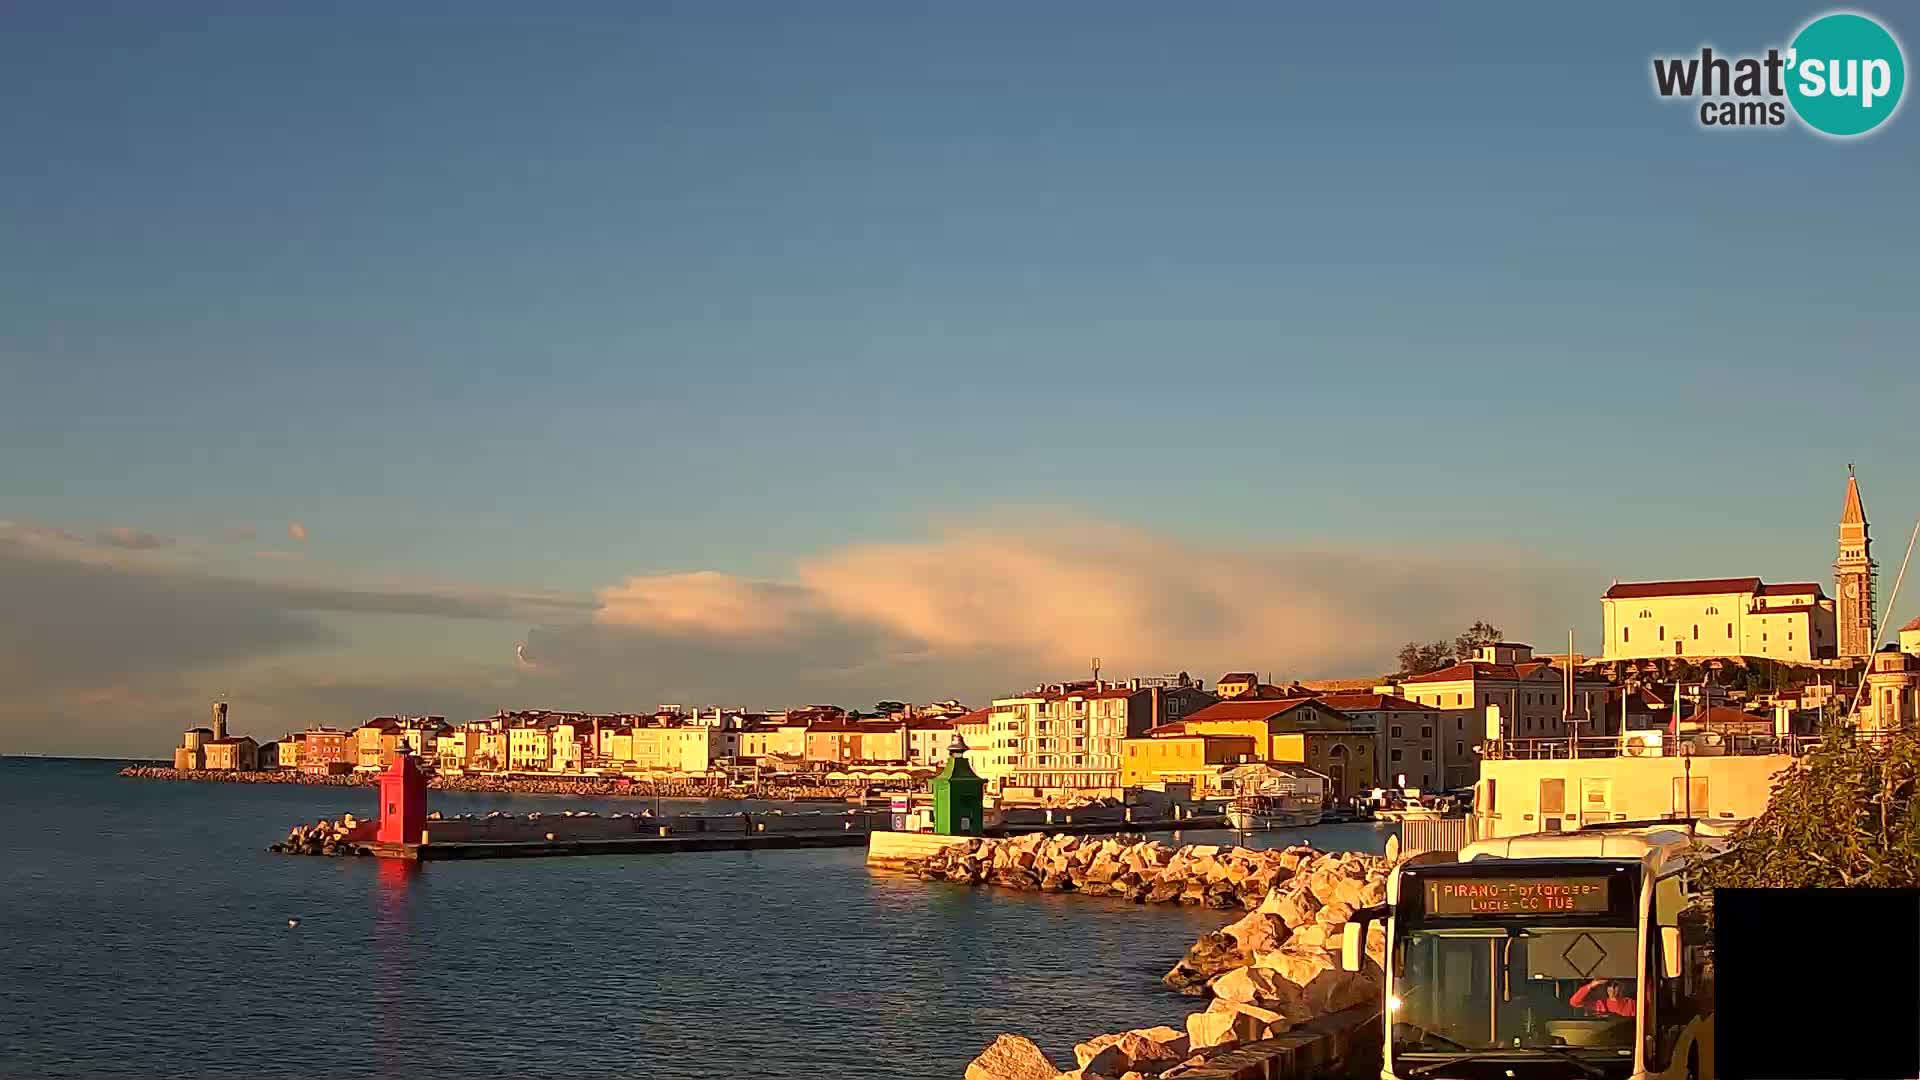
[1452, 620, 1504, 662]
[1694, 728, 1920, 898]
[1396, 640, 1454, 677]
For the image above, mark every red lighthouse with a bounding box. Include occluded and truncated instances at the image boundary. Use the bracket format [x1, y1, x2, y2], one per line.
[375, 746, 428, 846]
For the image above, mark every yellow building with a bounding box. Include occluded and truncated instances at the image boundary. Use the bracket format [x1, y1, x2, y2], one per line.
[1175, 697, 1377, 799]
[1120, 732, 1259, 793]
[355, 718, 405, 770]
[623, 724, 719, 773]
[202, 736, 259, 771]
[1214, 672, 1259, 700]
[1395, 642, 1609, 790]
[508, 725, 553, 771]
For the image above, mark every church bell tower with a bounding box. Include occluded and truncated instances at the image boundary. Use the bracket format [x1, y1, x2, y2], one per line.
[1836, 465, 1876, 659]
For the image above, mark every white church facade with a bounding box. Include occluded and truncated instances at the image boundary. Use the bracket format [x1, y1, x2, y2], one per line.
[1600, 578, 1837, 663]
[1598, 470, 1875, 666]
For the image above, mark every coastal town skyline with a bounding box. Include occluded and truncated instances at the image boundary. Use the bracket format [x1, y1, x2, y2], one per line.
[6, 1, 1919, 756]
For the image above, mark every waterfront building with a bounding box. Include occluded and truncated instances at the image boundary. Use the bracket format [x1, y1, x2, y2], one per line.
[1474, 735, 1801, 838]
[1901, 616, 1920, 657]
[172, 727, 212, 770]
[1173, 697, 1376, 799]
[1394, 643, 1609, 790]
[738, 717, 809, 760]
[297, 727, 354, 775]
[1600, 578, 1838, 664]
[952, 707, 992, 766]
[1119, 730, 1260, 794]
[396, 716, 449, 761]
[202, 735, 258, 771]
[355, 717, 407, 771]
[507, 722, 552, 771]
[1314, 691, 1446, 792]
[275, 733, 303, 770]
[257, 740, 280, 769]
[625, 722, 722, 774]
[905, 719, 958, 766]
[987, 680, 1217, 797]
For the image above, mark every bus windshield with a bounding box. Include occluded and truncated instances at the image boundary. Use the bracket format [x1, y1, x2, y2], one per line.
[1392, 925, 1640, 1061]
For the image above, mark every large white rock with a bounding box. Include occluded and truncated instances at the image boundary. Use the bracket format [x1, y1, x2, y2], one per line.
[965, 1034, 1060, 1080]
[1222, 911, 1289, 955]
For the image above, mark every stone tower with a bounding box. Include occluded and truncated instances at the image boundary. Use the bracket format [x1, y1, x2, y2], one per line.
[1835, 466, 1877, 659]
[210, 700, 229, 742]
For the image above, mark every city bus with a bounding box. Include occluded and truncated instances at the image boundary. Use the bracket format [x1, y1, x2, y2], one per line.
[1341, 825, 1718, 1080]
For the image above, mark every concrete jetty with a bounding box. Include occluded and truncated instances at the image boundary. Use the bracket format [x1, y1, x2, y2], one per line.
[366, 830, 870, 861]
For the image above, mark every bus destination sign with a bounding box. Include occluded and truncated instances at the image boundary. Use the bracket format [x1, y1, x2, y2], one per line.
[1424, 877, 1611, 916]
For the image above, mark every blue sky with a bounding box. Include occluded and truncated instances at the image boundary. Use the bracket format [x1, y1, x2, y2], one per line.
[2, 3, 1915, 751]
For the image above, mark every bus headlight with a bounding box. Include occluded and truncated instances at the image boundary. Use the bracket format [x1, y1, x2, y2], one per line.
[1387, 994, 1401, 1012]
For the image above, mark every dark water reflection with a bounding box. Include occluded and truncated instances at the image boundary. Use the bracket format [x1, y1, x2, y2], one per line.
[0, 759, 1388, 1079]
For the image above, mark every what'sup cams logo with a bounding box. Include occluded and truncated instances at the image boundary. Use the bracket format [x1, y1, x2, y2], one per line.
[1652, 10, 1905, 136]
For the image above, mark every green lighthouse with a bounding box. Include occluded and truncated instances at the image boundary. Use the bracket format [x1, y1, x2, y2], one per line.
[930, 733, 986, 836]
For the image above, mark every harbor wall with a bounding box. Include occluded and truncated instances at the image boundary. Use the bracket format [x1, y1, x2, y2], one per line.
[867, 831, 971, 869]
[423, 812, 879, 844]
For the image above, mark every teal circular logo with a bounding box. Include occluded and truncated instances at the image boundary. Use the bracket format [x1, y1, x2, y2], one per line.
[1786, 12, 1905, 136]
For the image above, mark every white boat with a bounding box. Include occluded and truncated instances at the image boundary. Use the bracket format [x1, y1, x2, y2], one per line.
[1224, 775, 1326, 830]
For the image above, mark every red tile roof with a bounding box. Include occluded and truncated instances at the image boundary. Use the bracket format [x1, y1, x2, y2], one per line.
[1182, 698, 1350, 724]
[1902, 615, 1920, 633]
[1401, 660, 1582, 685]
[1605, 578, 1762, 600]
[1317, 692, 1432, 713]
[1217, 672, 1257, 683]
[953, 708, 992, 727]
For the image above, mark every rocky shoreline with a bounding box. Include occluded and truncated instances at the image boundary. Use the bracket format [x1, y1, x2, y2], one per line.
[118, 766, 854, 801]
[908, 835, 1393, 1079]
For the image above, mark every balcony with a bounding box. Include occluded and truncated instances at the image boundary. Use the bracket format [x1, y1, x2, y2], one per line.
[1483, 730, 1875, 760]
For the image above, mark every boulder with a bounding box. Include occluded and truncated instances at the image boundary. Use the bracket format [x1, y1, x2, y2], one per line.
[1129, 1027, 1190, 1059]
[1221, 911, 1289, 955]
[966, 1034, 1060, 1080]
[1271, 887, 1322, 928]
[1206, 965, 1302, 1011]
[1145, 879, 1186, 904]
[1071, 1031, 1186, 1076]
[1285, 923, 1330, 951]
[1162, 930, 1245, 994]
[1072, 1041, 1130, 1077]
[1315, 900, 1358, 928]
[1334, 876, 1379, 909]
[1184, 1009, 1241, 1053]
[1254, 945, 1377, 1014]
[1204, 998, 1291, 1041]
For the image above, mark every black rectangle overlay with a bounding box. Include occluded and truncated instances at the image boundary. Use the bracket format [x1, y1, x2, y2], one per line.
[1715, 888, 1920, 1080]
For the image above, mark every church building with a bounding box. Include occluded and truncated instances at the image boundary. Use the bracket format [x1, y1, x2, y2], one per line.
[1598, 469, 1874, 665]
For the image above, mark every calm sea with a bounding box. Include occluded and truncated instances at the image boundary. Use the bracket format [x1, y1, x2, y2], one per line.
[0, 758, 1390, 1080]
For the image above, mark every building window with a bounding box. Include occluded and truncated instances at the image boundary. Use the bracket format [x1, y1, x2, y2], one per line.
[1705, 605, 1719, 615]
[1639, 609, 1652, 618]
[1623, 627, 1630, 643]
[1421, 725, 1433, 737]
[1390, 749, 1403, 761]
[1455, 741, 1465, 757]
[1727, 623, 1733, 638]
[1390, 725, 1403, 738]
[1658, 626, 1665, 641]
[1692, 624, 1699, 640]
[1788, 631, 1794, 641]
[1421, 749, 1433, 761]
[1455, 693, 1464, 705]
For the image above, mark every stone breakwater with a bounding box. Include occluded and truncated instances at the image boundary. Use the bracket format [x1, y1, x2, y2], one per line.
[922, 836, 1394, 1080]
[270, 816, 371, 857]
[118, 766, 851, 801]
